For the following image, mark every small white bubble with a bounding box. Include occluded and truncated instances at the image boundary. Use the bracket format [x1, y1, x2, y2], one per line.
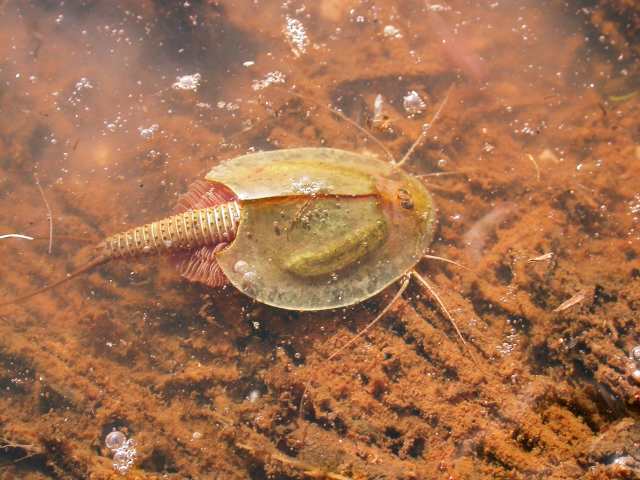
[482, 142, 495, 153]
[113, 449, 128, 463]
[248, 389, 261, 402]
[242, 271, 257, 284]
[234, 260, 249, 274]
[427, 4, 451, 12]
[192, 431, 202, 440]
[75, 77, 93, 91]
[138, 123, 159, 140]
[383, 25, 402, 39]
[631, 345, 640, 362]
[105, 431, 126, 450]
[611, 455, 638, 468]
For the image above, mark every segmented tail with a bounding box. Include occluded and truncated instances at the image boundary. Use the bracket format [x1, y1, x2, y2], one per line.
[0, 202, 242, 308]
[100, 202, 241, 259]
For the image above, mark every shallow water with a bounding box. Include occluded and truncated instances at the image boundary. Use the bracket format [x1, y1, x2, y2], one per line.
[0, 1, 639, 478]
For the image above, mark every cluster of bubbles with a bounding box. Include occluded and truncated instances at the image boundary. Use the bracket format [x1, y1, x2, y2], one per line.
[172, 73, 201, 92]
[403, 90, 427, 116]
[67, 77, 93, 106]
[138, 123, 159, 140]
[630, 346, 640, 384]
[105, 431, 137, 475]
[383, 25, 402, 39]
[283, 16, 309, 57]
[251, 71, 286, 91]
[234, 260, 258, 288]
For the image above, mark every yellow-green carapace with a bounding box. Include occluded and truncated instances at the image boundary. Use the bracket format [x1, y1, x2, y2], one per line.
[207, 148, 436, 311]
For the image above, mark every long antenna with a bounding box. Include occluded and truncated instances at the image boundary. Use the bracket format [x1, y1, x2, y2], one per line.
[298, 275, 409, 419]
[270, 86, 396, 163]
[411, 269, 466, 345]
[0, 256, 108, 308]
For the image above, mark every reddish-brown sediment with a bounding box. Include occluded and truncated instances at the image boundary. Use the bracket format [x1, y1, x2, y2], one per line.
[0, 1, 639, 479]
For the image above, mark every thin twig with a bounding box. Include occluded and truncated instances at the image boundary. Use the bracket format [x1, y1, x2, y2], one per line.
[271, 86, 396, 164]
[0, 437, 43, 468]
[553, 289, 588, 313]
[34, 173, 53, 255]
[0, 234, 34, 240]
[526, 153, 541, 181]
[0, 452, 40, 468]
[416, 171, 468, 178]
[235, 442, 353, 480]
[527, 252, 553, 263]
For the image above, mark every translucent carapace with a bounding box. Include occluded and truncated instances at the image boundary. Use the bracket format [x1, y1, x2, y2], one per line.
[207, 148, 436, 310]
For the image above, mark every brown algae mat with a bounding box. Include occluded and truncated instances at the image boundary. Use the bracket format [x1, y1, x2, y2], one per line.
[0, 1, 639, 478]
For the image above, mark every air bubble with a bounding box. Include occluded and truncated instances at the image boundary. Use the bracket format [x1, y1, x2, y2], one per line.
[251, 71, 285, 91]
[112, 438, 137, 475]
[631, 345, 640, 362]
[242, 271, 257, 284]
[172, 73, 201, 91]
[403, 90, 427, 116]
[234, 260, 249, 274]
[113, 449, 129, 463]
[383, 25, 402, 39]
[248, 389, 261, 402]
[105, 431, 126, 450]
[283, 16, 309, 57]
[138, 124, 159, 140]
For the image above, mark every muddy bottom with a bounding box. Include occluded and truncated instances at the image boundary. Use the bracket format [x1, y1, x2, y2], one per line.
[0, 1, 639, 479]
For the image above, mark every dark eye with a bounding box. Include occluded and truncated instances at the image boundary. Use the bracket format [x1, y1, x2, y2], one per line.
[397, 189, 414, 209]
